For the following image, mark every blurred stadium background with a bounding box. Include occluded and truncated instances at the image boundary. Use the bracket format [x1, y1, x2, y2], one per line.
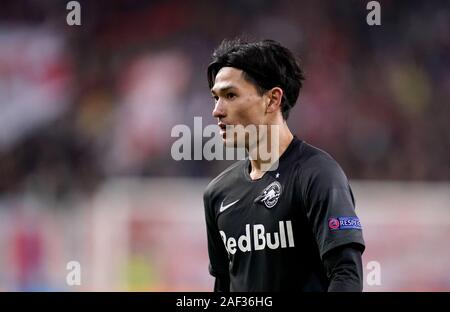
[0, 0, 449, 291]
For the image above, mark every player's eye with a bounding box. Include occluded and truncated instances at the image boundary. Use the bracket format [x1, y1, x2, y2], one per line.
[226, 93, 236, 100]
[212, 95, 219, 102]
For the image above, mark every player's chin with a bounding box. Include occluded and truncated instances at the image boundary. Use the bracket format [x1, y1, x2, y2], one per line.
[219, 131, 230, 145]
[224, 137, 246, 149]
[220, 129, 246, 148]
[223, 136, 236, 148]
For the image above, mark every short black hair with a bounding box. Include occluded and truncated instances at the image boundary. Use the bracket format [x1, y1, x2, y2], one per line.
[207, 38, 305, 120]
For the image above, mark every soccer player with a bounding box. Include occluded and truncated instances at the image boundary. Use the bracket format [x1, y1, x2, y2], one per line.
[203, 39, 365, 292]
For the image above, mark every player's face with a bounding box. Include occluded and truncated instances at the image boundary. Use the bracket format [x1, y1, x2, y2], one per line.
[211, 67, 268, 147]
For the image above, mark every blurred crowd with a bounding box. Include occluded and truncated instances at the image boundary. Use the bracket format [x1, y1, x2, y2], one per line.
[1, 0, 449, 197]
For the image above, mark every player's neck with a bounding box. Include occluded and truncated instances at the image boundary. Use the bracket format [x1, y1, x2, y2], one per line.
[248, 123, 293, 180]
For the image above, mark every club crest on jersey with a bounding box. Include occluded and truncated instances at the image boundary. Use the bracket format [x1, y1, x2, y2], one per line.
[255, 181, 282, 208]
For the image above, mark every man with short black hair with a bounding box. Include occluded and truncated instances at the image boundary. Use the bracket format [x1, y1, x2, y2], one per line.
[204, 39, 365, 292]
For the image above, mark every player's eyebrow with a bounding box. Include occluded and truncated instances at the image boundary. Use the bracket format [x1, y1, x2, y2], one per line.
[211, 85, 237, 95]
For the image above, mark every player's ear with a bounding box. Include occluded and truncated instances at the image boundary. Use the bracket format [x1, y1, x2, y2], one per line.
[265, 87, 283, 114]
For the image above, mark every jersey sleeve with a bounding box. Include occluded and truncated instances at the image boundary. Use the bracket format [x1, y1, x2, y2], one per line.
[203, 187, 230, 291]
[301, 156, 365, 258]
[323, 244, 364, 292]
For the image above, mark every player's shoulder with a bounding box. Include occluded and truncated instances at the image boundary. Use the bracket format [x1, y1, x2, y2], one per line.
[203, 159, 246, 201]
[293, 140, 348, 184]
[288, 139, 334, 167]
[297, 141, 336, 166]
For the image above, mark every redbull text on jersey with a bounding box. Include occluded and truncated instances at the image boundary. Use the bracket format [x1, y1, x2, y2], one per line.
[219, 220, 295, 254]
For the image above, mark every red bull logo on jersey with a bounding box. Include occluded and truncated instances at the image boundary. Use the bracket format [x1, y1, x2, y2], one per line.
[219, 220, 295, 255]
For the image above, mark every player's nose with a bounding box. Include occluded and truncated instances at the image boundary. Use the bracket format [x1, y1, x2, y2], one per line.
[212, 100, 226, 119]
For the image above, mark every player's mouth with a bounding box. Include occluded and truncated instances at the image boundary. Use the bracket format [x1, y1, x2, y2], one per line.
[218, 122, 227, 138]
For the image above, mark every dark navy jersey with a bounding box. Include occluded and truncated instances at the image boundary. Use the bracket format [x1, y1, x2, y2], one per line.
[203, 137, 365, 291]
